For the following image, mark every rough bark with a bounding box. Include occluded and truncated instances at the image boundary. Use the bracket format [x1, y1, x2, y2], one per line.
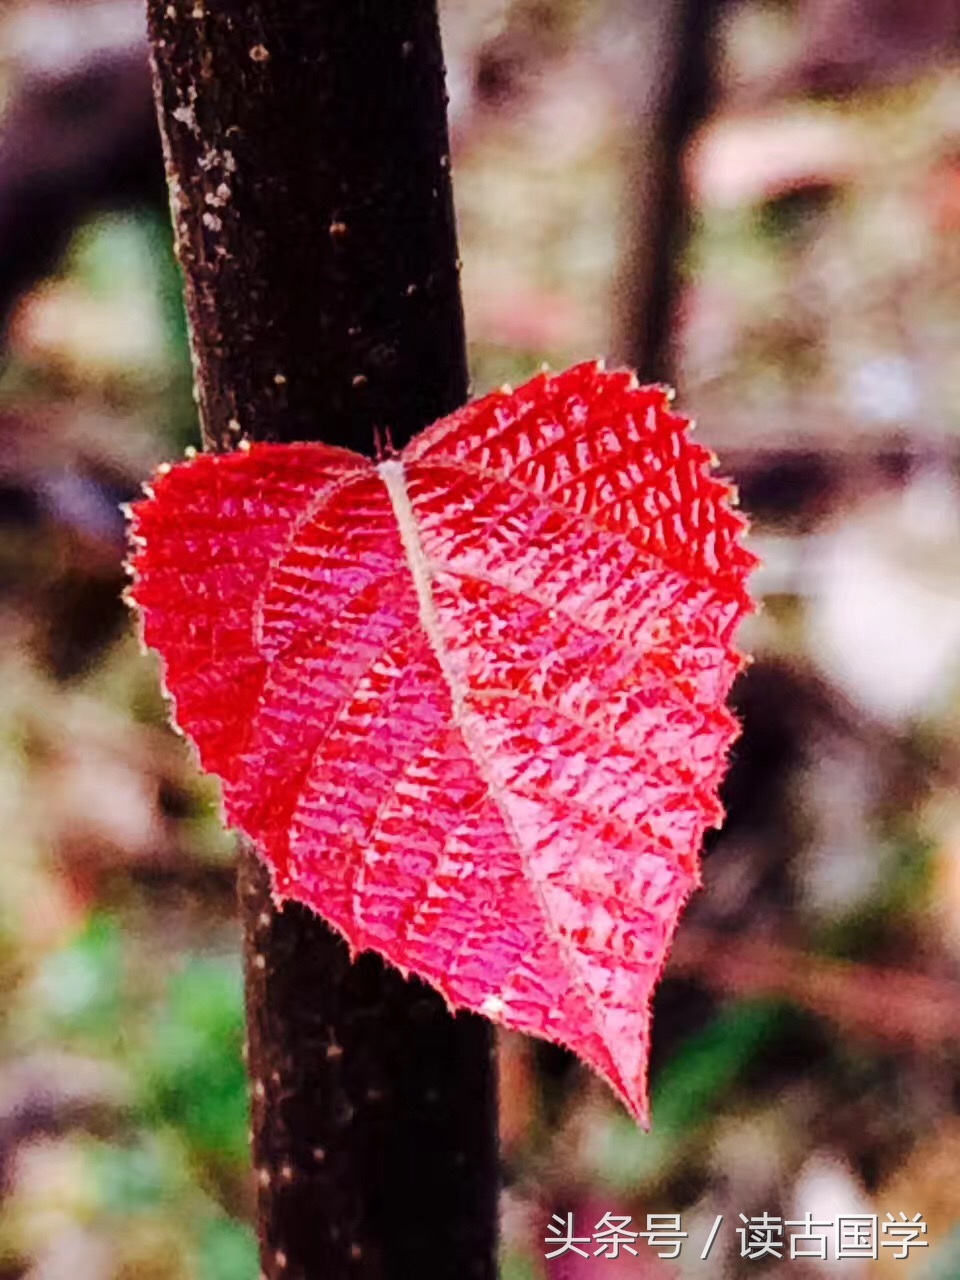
[145, 4, 498, 1278]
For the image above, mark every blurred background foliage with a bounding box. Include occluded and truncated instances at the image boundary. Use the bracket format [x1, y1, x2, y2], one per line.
[1, 0, 960, 1276]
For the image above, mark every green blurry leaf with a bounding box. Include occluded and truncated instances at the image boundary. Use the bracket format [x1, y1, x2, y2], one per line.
[499, 1248, 543, 1280]
[651, 1000, 789, 1131]
[584, 1000, 789, 1190]
[32, 914, 124, 1040]
[68, 214, 161, 301]
[89, 1138, 178, 1216]
[140, 957, 248, 1165]
[815, 830, 935, 961]
[196, 1217, 258, 1280]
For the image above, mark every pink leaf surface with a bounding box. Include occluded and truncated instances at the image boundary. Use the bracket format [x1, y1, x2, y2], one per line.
[127, 362, 756, 1122]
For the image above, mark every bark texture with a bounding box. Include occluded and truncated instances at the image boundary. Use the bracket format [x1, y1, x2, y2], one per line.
[146, 4, 498, 1277]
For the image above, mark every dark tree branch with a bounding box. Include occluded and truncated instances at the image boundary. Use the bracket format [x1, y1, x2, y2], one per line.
[145, 4, 498, 1277]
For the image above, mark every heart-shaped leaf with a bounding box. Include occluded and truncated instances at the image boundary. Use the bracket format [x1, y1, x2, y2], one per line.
[127, 362, 755, 1122]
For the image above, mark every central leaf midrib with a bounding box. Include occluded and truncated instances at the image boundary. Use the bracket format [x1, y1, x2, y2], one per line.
[377, 457, 626, 1093]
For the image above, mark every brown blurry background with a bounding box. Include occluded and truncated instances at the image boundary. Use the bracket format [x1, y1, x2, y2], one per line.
[1, 1, 960, 1277]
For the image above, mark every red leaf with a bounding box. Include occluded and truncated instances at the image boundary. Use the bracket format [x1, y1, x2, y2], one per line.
[127, 362, 756, 1123]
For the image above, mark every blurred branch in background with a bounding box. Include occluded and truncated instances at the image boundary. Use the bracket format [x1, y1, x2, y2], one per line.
[613, 0, 724, 382]
[671, 928, 960, 1051]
